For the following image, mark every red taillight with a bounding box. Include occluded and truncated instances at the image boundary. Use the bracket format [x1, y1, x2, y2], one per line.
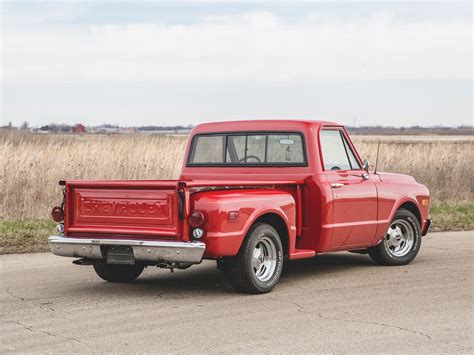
[189, 210, 204, 228]
[51, 206, 64, 222]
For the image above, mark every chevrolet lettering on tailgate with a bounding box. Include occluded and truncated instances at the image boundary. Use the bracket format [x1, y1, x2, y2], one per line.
[80, 198, 169, 217]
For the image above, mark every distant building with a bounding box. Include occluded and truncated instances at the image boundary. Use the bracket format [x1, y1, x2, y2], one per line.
[72, 123, 86, 133]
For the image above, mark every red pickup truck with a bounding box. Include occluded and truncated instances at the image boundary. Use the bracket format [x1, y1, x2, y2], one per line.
[49, 120, 431, 294]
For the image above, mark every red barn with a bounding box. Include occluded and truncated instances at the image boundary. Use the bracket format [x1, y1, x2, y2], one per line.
[72, 123, 86, 133]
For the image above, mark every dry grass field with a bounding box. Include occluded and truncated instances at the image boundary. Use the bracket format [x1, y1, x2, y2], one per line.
[353, 137, 473, 203]
[0, 130, 472, 253]
[0, 132, 186, 219]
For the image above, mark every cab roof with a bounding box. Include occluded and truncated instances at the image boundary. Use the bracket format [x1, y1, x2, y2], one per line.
[191, 119, 340, 134]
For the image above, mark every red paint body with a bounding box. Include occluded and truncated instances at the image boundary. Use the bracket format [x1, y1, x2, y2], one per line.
[61, 120, 430, 260]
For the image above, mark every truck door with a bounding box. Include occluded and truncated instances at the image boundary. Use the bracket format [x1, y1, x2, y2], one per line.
[319, 128, 378, 248]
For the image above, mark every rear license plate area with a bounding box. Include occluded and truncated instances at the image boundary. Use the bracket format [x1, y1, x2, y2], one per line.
[105, 246, 135, 265]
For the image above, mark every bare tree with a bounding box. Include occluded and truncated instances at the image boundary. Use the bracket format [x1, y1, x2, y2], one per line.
[20, 121, 29, 130]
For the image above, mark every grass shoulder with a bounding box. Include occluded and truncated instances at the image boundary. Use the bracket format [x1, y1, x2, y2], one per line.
[0, 219, 55, 254]
[429, 202, 474, 232]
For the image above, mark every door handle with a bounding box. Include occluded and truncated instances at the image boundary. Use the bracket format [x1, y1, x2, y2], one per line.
[331, 183, 345, 188]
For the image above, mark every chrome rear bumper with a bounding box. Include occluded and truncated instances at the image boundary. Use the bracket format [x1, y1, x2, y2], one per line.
[48, 236, 205, 264]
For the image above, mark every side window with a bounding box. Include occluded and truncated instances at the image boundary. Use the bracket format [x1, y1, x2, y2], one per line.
[342, 135, 361, 170]
[319, 130, 352, 171]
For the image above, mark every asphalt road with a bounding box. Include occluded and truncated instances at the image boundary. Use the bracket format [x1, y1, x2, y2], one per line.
[1, 231, 473, 353]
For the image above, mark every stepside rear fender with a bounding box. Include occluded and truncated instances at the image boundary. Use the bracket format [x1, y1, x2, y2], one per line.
[190, 188, 296, 258]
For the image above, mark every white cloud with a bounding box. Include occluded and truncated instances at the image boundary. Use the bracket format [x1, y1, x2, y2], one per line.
[3, 11, 471, 84]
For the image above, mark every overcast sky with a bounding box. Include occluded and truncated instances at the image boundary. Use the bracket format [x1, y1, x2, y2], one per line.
[1, 0, 472, 128]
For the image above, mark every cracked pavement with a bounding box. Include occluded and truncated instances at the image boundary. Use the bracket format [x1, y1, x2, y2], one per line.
[1, 231, 473, 353]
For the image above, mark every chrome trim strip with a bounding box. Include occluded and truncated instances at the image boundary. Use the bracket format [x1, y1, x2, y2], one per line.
[48, 236, 206, 264]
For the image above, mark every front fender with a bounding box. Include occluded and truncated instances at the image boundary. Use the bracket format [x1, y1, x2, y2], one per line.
[190, 188, 296, 258]
[373, 183, 429, 245]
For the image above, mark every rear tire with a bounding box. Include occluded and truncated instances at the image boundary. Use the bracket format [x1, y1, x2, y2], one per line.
[93, 262, 144, 283]
[369, 209, 422, 266]
[225, 223, 284, 294]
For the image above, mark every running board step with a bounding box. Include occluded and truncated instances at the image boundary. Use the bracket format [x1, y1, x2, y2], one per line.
[289, 249, 316, 260]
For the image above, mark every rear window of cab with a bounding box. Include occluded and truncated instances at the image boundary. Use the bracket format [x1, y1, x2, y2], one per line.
[187, 132, 307, 166]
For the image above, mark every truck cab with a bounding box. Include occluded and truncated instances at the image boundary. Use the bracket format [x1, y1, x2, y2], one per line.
[49, 120, 431, 294]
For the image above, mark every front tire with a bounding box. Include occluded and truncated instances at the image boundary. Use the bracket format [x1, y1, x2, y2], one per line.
[226, 223, 284, 294]
[369, 209, 422, 266]
[93, 262, 144, 283]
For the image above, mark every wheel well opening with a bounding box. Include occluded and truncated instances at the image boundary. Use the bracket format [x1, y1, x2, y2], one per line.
[254, 213, 289, 257]
[398, 201, 421, 225]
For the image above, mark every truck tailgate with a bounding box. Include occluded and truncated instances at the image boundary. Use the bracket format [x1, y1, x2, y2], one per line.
[64, 180, 181, 238]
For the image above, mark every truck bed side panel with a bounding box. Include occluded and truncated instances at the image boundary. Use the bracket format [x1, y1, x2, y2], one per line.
[190, 188, 297, 258]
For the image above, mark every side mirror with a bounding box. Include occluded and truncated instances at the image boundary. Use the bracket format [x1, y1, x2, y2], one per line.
[362, 159, 369, 172]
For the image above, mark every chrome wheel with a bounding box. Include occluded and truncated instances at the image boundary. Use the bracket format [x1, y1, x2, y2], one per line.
[251, 235, 277, 282]
[384, 219, 415, 257]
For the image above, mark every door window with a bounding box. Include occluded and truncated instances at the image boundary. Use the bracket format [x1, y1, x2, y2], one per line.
[320, 130, 360, 171]
[342, 136, 361, 170]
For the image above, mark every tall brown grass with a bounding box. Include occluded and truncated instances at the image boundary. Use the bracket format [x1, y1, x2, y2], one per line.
[352, 137, 473, 204]
[0, 131, 472, 220]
